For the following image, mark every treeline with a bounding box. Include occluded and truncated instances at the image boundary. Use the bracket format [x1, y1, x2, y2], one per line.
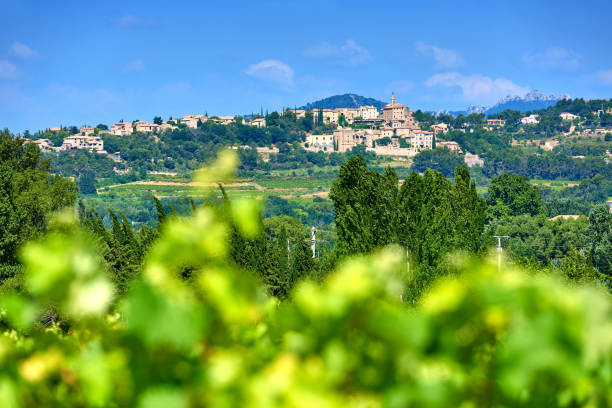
[3, 127, 611, 299]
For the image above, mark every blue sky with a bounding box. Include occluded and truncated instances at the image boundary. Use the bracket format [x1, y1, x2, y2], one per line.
[2, 0, 612, 133]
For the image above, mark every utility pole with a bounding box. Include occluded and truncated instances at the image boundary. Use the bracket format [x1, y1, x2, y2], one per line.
[493, 236, 509, 273]
[310, 227, 317, 258]
[309, 227, 328, 259]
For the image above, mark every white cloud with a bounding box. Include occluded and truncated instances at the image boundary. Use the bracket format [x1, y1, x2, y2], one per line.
[523, 47, 580, 69]
[0, 60, 19, 79]
[113, 15, 157, 28]
[124, 59, 145, 72]
[244, 60, 294, 88]
[594, 69, 612, 86]
[10, 41, 37, 58]
[425, 72, 529, 102]
[304, 40, 370, 66]
[415, 42, 463, 69]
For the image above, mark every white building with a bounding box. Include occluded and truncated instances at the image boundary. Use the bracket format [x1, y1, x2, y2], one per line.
[520, 114, 539, 124]
[407, 130, 433, 150]
[464, 152, 484, 167]
[358, 105, 379, 120]
[61, 135, 104, 153]
[250, 118, 266, 128]
[306, 134, 334, 151]
[560, 112, 579, 121]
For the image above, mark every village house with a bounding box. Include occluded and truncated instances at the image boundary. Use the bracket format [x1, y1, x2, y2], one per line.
[560, 112, 579, 121]
[60, 135, 104, 153]
[395, 127, 412, 137]
[134, 121, 160, 133]
[250, 117, 266, 128]
[431, 123, 448, 134]
[256, 146, 279, 162]
[367, 144, 415, 157]
[464, 152, 484, 167]
[30, 139, 54, 152]
[407, 130, 434, 150]
[334, 128, 369, 153]
[335, 108, 360, 123]
[159, 122, 178, 132]
[437, 141, 462, 153]
[380, 127, 395, 138]
[358, 105, 379, 120]
[318, 109, 339, 124]
[486, 119, 506, 126]
[520, 114, 539, 124]
[48, 127, 62, 132]
[110, 121, 133, 136]
[79, 126, 94, 136]
[215, 116, 235, 125]
[305, 134, 334, 152]
[290, 109, 307, 119]
[181, 114, 208, 128]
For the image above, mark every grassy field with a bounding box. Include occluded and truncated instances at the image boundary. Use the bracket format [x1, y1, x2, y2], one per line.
[95, 172, 582, 203]
[86, 167, 585, 228]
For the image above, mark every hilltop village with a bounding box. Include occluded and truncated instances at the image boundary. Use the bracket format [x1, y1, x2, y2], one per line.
[26, 94, 612, 177]
[30, 94, 449, 159]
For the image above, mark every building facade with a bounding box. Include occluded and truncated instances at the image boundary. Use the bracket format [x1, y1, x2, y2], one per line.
[110, 121, 133, 136]
[61, 135, 104, 152]
[306, 134, 334, 152]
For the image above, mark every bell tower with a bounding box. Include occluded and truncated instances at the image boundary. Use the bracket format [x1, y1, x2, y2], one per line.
[391, 92, 396, 105]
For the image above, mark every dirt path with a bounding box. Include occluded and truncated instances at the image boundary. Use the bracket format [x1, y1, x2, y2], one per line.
[98, 180, 266, 194]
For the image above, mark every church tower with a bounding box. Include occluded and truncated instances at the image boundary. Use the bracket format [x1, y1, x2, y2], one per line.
[391, 92, 396, 105]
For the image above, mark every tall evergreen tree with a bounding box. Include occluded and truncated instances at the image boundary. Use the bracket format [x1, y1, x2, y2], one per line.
[584, 204, 612, 277]
[452, 165, 487, 252]
[330, 156, 398, 256]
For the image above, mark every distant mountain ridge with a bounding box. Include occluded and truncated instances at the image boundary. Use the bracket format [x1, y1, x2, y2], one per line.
[436, 90, 570, 117]
[485, 90, 570, 115]
[298, 94, 386, 110]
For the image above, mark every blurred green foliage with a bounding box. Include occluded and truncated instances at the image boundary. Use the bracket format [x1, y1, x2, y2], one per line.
[0, 151, 611, 407]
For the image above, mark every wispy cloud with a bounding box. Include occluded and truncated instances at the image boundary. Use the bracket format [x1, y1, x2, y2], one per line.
[594, 69, 612, 86]
[0, 60, 19, 80]
[244, 60, 294, 88]
[113, 15, 158, 28]
[304, 40, 370, 66]
[124, 59, 145, 72]
[415, 42, 463, 69]
[10, 41, 37, 58]
[522, 47, 580, 70]
[425, 72, 529, 102]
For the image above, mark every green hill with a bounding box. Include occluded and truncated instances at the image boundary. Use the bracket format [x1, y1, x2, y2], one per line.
[298, 93, 386, 110]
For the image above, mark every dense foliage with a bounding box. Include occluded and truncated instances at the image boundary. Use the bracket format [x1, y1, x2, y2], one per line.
[0, 130, 77, 281]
